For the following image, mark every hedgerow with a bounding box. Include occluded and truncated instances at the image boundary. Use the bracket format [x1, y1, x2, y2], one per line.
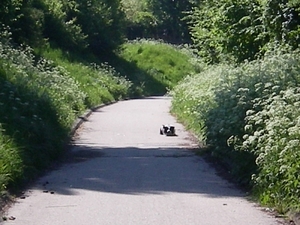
[41, 47, 132, 107]
[171, 47, 300, 212]
[0, 36, 132, 192]
[245, 87, 300, 212]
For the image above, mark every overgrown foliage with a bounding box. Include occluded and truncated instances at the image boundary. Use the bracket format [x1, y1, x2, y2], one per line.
[172, 0, 300, 215]
[171, 47, 300, 213]
[187, 0, 300, 63]
[0, 0, 23, 27]
[40, 47, 132, 106]
[2, 0, 300, 217]
[0, 0, 126, 54]
[0, 35, 132, 192]
[75, 0, 125, 53]
[1, 0, 197, 55]
[116, 39, 201, 95]
[0, 34, 199, 194]
[121, 0, 197, 43]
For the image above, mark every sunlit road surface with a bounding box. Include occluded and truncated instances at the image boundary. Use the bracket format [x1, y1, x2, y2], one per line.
[3, 97, 284, 225]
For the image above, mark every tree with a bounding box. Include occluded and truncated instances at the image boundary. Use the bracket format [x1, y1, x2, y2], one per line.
[187, 0, 300, 63]
[121, 0, 157, 39]
[148, 0, 197, 43]
[259, 0, 300, 49]
[43, 0, 88, 51]
[0, 0, 126, 53]
[76, 0, 126, 54]
[0, 0, 23, 26]
[11, 0, 46, 46]
[121, 0, 198, 43]
[187, 0, 262, 63]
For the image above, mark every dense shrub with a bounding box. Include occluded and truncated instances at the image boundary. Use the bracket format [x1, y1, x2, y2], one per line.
[121, 0, 196, 43]
[40, 47, 132, 107]
[170, 65, 221, 139]
[245, 87, 300, 212]
[0, 127, 23, 191]
[187, 0, 300, 64]
[0, 40, 86, 187]
[0, 37, 132, 192]
[171, 47, 300, 212]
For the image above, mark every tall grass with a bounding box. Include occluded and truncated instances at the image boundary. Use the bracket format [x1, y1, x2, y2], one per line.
[0, 127, 23, 191]
[117, 39, 202, 95]
[0, 37, 199, 195]
[171, 47, 300, 213]
[0, 37, 132, 193]
[40, 47, 132, 106]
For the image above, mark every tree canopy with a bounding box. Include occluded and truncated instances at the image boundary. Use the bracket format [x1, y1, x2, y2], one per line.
[187, 0, 300, 63]
[0, 0, 126, 54]
[1, 0, 300, 62]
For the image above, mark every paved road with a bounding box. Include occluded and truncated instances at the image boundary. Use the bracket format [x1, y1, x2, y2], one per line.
[3, 97, 284, 225]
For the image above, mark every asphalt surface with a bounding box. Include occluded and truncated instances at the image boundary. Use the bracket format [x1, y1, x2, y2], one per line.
[2, 97, 285, 225]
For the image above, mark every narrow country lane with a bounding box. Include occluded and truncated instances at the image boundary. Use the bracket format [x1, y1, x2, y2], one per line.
[2, 97, 284, 225]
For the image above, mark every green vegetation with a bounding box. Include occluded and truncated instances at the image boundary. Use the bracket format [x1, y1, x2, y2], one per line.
[40, 47, 131, 106]
[171, 48, 300, 213]
[1, 0, 300, 219]
[187, 0, 300, 63]
[121, 0, 196, 42]
[170, 0, 300, 216]
[0, 38, 197, 195]
[116, 39, 200, 95]
[0, 36, 132, 192]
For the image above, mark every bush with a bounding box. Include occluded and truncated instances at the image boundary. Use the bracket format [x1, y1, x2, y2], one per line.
[170, 65, 221, 140]
[171, 47, 300, 212]
[40, 47, 132, 106]
[0, 40, 86, 186]
[0, 37, 132, 192]
[245, 87, 300, 212]
[0, 127, 23, 191]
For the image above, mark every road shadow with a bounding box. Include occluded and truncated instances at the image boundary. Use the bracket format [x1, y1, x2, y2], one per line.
[33, 145, 245, 198]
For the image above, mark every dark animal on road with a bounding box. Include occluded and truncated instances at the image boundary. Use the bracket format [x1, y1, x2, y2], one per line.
[160, 124, 176, 136]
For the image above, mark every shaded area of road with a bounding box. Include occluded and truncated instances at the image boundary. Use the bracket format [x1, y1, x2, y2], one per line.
[31, 146, 243, 197]
[2, 97, 284, 225]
